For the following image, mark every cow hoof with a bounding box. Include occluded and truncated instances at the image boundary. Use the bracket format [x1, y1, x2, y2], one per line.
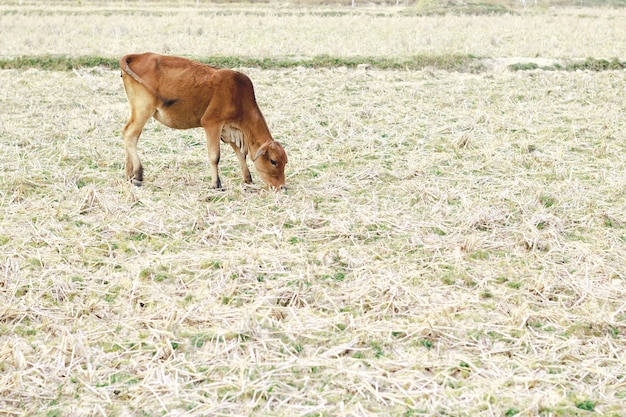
[132, 179, 143, 187]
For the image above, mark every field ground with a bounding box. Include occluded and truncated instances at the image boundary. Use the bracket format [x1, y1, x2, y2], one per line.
[1, 2, 626, 416]
[1, 2, 626, 60]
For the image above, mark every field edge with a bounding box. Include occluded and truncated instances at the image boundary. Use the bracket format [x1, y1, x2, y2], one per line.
[1, 54, 625, 72]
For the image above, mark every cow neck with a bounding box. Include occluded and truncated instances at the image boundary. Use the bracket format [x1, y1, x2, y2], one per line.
[246, 114, 274, 158]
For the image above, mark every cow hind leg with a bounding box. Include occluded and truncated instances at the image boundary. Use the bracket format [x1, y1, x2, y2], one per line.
[121, 106, 153, 186]
[229, 143, 253, 184]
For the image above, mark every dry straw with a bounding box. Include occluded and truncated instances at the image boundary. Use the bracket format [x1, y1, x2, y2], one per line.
[1, 2, 625, 60]
[2, 62, 625, 416]
[1, 2, 626, 417]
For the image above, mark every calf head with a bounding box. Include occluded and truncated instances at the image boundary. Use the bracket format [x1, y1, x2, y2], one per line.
[253, 141, 288, 190]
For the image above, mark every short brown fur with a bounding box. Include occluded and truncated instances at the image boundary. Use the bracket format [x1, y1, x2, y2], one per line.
[120, 52, 287, 190]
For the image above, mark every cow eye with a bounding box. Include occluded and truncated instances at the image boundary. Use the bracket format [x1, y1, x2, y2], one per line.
[270, 159, 277, 166]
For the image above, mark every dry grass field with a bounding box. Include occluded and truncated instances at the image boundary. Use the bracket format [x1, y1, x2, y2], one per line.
[1, 1, 626, 59]
[1, 1, 626, 416]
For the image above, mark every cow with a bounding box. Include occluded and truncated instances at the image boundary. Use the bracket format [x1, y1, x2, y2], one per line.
[119, 52, 287, 191]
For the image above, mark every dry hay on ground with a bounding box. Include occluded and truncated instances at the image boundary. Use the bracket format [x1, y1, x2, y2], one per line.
[1, 3, 626, 60]
[1, 66, 625, 415]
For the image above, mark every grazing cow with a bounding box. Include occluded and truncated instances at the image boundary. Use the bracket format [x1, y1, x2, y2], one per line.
[119, 52, 287, 190]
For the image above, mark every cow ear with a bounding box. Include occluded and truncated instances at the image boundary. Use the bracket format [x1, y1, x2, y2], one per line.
[253, 143, 269, 162]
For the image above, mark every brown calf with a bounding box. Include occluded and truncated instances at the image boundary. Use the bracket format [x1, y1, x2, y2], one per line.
[120, 52, 287, 190]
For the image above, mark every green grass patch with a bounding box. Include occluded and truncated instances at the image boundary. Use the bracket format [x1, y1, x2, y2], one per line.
[0, 53, 484, 72]
[509, 57, 626, 72]
[0, 55, 118, 71]
[0, 54, 626, 73]
[575, 399, 596, 411]
[404, 0, 512, 16]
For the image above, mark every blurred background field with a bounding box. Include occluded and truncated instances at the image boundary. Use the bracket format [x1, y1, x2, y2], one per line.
[1, 0, 625, 61]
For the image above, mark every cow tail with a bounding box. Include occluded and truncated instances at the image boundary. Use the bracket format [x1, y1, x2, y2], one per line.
[122, 56, 176, 107]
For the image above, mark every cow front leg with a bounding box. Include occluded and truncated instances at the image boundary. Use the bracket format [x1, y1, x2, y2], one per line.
[204, 123, 223, 189]
[229, 143, 252, 184]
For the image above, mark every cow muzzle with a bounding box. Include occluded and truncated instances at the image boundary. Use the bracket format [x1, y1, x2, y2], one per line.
[270, 184, 287, 192]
